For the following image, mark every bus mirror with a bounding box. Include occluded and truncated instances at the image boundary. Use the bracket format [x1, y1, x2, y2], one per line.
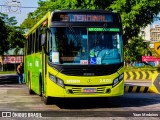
[41, 34, 46, 46]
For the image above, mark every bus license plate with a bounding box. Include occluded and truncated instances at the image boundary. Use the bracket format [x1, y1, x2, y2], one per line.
[83, 88, 96, 93]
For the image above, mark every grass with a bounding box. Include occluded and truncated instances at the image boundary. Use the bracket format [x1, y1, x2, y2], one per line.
[0, 71, 16, 74]
[125, 66, 160, 71]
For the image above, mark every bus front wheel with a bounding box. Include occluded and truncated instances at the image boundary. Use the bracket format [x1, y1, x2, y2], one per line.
[40, 75, 51, 105]
[42, 96, 51, 105]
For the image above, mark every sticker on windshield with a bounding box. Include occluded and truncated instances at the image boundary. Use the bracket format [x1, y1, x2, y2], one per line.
[96, 57, 101, 64]
[90, 58, 96, 64]
[52, 52, 59, 63]
[80, 60, 88, 65]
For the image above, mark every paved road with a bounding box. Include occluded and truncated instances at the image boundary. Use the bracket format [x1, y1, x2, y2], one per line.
[0, 74, 159, 120]
[0, 84, 159, 119]
[0, 74, 18, 84]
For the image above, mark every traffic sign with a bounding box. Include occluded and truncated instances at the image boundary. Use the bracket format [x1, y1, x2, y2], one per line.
[153, 74, 160, 93]
[149, 72, 160, 94]
[142, 56, 160, 61]
[154, 42, 160, 56]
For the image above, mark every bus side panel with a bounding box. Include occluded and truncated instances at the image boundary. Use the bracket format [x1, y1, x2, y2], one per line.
[29, 53, 42, 95]
[33, 52, 42, 94]
[26, 55, 34, 89]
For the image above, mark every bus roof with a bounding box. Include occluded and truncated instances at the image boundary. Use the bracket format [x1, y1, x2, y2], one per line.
[52, 9, 118, 14]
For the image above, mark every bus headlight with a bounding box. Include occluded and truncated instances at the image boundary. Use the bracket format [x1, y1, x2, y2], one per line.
[57, 78, 65, 88]
[113, 78, 119, 87]
[49, 73, 65, 88]
[113, 74, 124, 87]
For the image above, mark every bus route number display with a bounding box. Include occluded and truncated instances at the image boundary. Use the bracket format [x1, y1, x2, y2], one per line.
[58, 14, 113, 22]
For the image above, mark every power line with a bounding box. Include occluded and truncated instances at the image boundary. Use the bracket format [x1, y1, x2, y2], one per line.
[0, 5, 38, 9]
[20, 6, 38, 9]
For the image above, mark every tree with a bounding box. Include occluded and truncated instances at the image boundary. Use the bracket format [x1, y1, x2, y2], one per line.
[109, 0, 160, 45]
[124, 37, 150, 65]
[0, 17, 9, 55]
[0, 13, 17, 26]
[0, 13, 25, 54]
[6, 27, 24, 48]
[20, 12, 37, 29]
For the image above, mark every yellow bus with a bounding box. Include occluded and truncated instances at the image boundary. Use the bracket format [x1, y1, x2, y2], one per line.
[24, 10, 124, 104]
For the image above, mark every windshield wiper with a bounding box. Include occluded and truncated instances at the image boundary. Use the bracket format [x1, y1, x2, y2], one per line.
[95, 23, 107, 43]
[66, 24, 81, 44]
[93, 23, 107, 49]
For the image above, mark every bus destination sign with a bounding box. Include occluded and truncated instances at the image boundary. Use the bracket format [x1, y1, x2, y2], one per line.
[53, 13, 113, 22]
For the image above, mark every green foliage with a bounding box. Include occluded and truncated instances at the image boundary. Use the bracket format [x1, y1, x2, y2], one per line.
[124, 37, 150, 62]
[20, 12, 38, 29]
[124, 66, 158, 72]
[6, 27, 24, 48]
[0, 13, 25, 55]
[109, 0, 160, 44]
[0, 17, 9, 54]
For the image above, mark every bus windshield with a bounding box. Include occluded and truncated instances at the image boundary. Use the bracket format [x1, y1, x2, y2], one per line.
[49, 27, 123, 65]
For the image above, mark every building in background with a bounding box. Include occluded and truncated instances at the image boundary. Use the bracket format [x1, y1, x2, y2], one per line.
[150, 25, 160, 49]
[140, 24, 151, 41]
[139, 24, 160, 66]
[0, 48, 23, 71]
[150, 25, 160, 42]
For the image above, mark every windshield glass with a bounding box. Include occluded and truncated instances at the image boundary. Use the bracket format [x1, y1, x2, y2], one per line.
[49, 27, 123, 65]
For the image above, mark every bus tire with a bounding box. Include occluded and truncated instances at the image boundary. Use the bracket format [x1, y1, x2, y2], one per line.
[39, 74, 51, 105]
[42, 96, 51, 105]
[28, 72, 34, 95]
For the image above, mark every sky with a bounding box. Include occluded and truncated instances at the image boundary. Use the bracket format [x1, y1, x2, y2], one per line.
[0, 0, 160, 26]
[0, 0, 39, 26]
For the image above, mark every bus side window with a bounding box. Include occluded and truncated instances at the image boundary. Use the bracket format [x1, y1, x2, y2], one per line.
[35, 29, 39, 53]
[48, 32, 52, 61]
[27, 37, 29, 55]
[39, 27, 42, 52]
[32, 33, 35, 53]
[27, 35, 31, 55]
[26, 38, 29, 55]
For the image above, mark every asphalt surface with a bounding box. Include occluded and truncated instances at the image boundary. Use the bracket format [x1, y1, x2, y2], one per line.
[0, 74, 159, 120]
[0, 74, 18, 84]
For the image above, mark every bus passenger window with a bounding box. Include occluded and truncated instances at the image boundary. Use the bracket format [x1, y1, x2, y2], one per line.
[35, 29, 39, 53]
[33, 33, 36, 53]
[27, 35, 32, 55]
[37, 28, 41, 52]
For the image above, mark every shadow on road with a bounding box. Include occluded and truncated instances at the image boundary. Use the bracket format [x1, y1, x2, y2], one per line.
[0, 74, 159, 110]
[51, 93, 160, 109]
[0, 74, 18, 84]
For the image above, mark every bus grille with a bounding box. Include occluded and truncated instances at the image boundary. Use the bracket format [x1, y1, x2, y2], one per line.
[61, 69, 114, 76]
[67, 87, 106, 94]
